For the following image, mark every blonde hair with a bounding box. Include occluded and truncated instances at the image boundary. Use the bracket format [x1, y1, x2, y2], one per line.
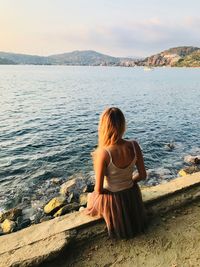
[92, 107, 126, 168]
[98, 107, 126, 148]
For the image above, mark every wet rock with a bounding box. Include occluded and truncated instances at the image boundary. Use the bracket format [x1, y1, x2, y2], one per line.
[184, 155, 200, 164]
[44, 196, 67, 215]
[60, 179, 77, 196]
[17, 218, 31, 230]
[79, 193, 88, 206]
[54, 203, 80, 217]
[179, 166, 200, 176]
[0, 208, 22, 223]
[50, 177, 62, 185]
[83, 183, 95, 193]
[1, 219, 16, 233]
[30, 209, 44, 224]
[165, 143, 175, 150]
[16, 215, 23, 225]
[60, 178, 86, 196]
[67, 192, 75, 203]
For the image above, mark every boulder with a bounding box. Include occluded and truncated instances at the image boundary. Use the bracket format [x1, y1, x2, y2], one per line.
[184, 155, 200, 164]
[60, 178, 86, 196]
[53, 203, 80, 217]
[44, 196, 67, 215]
[179, 166, 200, 176]
[18, 218, 31, 230]
[30, 209, 44, 224]
[79, 193, 88, 206]
[0, 208, 22, 223]
[1, 219, 16, 234]
[60, 179, 77, 195]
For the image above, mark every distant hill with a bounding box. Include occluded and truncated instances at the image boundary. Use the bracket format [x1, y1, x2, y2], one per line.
[0, 52, 51, 65]
[48, 50, 121, 66]
[140, 46, 200, 67]
[0, 50, 136, 66]
[0, 57, 16, 65]
[0, 47, 200, 67]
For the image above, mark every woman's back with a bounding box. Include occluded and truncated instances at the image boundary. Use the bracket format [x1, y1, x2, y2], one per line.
[103, 140, 137, 192]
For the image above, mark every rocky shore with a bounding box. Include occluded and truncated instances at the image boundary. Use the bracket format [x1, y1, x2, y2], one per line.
[0, 177, 94, 235]
[0, 171, 200, 267]
[0, 154, 200, 236]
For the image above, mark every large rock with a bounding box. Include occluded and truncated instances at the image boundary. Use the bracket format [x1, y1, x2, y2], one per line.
[1, 219, 16, 233]
[179, 166, 200, 176]
[60, 178, 86, 196]
[184, 155, 200, 164]
[44, 196, 67, 215]
[54, 203, 80, 217]
[17, 218, 31, 230]
[0, 208, 22, 223]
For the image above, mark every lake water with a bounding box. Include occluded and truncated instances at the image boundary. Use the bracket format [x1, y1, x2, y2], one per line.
[0, 65, 200, 211]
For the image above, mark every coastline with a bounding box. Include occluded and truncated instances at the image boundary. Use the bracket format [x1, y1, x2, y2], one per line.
[1, 171, 200, 267]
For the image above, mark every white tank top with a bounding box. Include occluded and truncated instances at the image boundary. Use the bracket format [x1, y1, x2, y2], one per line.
[103, 141, 137, 192]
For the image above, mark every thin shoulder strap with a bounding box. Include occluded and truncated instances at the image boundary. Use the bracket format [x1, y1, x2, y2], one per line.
[132, 141, 137, 161]
[104, 148, 112, 164]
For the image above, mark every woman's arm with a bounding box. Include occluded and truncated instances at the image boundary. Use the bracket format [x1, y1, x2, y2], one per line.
[132, 141, 147, 183]
[94, 149, 108, 194]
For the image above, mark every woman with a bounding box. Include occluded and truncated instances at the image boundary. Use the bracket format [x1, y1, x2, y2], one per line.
[85, 107, 147, 238]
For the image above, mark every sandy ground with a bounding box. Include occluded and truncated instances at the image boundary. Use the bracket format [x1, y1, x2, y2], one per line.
[42, 198, 200, 267]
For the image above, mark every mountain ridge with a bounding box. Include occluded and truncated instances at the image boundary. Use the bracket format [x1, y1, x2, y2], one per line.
[0, 46, 200, 67]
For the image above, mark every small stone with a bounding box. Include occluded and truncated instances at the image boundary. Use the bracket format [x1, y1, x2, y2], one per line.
[53, 203, 80, 217]
[79, 207, 85, 212]
[1, 219, 16, 233]
[44, 196, 67, 215]
[79, 193, 88, 206]
[50, 178, 62, 185]
[0, 208, 22, 223]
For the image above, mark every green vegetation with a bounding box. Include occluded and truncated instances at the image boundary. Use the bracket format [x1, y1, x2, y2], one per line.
[173, 50, 200, 67]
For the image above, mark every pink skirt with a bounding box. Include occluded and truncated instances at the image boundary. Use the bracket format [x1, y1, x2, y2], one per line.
[84, 183, 147, 238]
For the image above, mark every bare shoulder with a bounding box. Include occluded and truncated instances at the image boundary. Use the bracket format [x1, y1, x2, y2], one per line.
[128, 140, 142, 154]
[96, 147, 110, 164]
[133, 140, 141, 150]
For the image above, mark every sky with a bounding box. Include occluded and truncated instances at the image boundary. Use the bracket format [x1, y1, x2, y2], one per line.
[0, 0, 200, 57]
